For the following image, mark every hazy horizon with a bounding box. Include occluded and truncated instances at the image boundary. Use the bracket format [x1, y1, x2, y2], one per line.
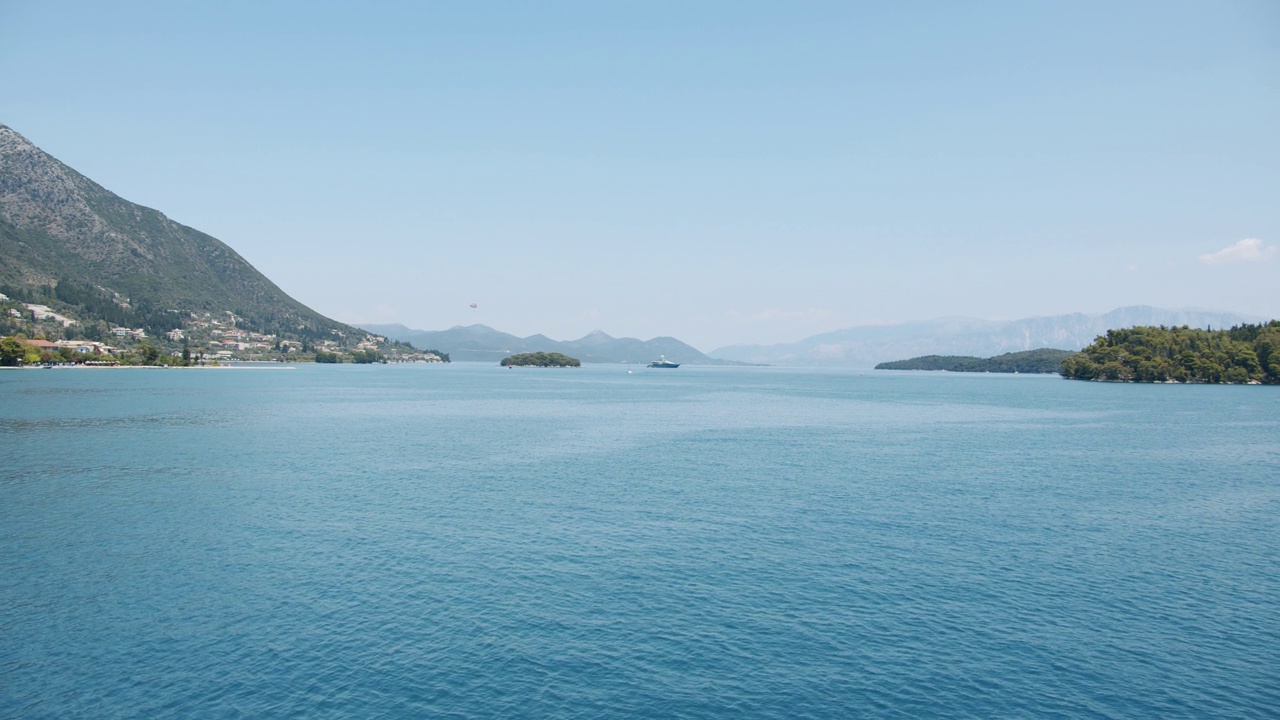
[361, 303, 1268, 354]
[3, 2, 1277, 349]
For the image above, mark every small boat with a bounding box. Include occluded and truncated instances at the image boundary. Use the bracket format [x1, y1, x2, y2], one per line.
[648, 356, 680, 368]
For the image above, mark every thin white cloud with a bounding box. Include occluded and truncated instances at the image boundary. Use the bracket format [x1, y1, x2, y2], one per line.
[1198, 238, 1276, 264]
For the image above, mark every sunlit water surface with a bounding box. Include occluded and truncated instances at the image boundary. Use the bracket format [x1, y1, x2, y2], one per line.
[2, 364, 1277, 718]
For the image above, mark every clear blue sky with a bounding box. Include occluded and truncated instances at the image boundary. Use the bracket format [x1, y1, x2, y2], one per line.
[2, 1, 1277, 350]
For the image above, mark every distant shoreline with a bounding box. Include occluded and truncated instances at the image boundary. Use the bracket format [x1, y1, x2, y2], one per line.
[0, 365, 296, 370]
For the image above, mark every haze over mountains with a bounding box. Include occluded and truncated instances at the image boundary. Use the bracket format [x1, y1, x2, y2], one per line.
[1, 121, 1266, 365]
[365, 306, 1261, 368]
[711, 306, 1262, 367]
[361, 323, 733, 365]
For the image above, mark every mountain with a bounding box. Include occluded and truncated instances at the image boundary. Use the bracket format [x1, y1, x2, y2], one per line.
[0, 124, 355, 343]
[711, 307, 1264, 367]
[361, 323, 736, 365]
[359, 324, 537, 362]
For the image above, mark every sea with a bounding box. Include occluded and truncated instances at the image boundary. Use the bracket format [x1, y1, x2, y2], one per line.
[1, 363, 1277, 718]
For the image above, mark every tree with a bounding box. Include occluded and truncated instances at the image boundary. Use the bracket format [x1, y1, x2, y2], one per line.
[136, 341, 162, 365]
[1224, 367, 1251, 384]
[500, 352, 581, 367]
[1064, 322, 1280, 383]
[0, 337, 27, 366]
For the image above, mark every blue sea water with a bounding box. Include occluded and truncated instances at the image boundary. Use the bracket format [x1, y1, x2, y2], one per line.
[1, 363, 1278, 718]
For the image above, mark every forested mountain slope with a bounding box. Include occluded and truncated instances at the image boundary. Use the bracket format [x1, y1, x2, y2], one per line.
[0, 124, 353, 342]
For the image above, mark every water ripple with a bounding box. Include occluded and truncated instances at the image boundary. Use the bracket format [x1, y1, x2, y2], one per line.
[1, 366, 1276, 718]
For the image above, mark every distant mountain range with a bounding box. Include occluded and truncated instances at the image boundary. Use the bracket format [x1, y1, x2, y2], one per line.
[369, 306, 1266, 367]
[9, 122, 1262, 364]
[711, 306, 1265, 367]
[0, 123, 358, 343]
[361, 323, 740, 365]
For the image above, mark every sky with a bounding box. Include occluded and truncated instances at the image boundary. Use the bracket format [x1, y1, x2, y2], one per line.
[2, 1, 1277, 351]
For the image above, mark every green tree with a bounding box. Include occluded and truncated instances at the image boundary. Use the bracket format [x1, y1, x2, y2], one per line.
[1223, 367, 1250, 384]
[500, 352, 581, 367]
[1064, 322, 1280, 383]
[136, 341, 162, 365]
[0, 337, 27, 366]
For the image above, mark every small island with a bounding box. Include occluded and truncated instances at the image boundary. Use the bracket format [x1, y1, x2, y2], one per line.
[500, 352, 581, 368]
[1061, 322, 1280, 383]
[876, 348, 1075, 374]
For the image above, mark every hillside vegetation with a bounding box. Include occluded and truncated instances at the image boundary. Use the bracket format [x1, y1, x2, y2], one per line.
[500, 352, 581, 367]
[1061, 323, 1280, 383]
[0, 124, 352, 345]
[876, 348, 1075, 373]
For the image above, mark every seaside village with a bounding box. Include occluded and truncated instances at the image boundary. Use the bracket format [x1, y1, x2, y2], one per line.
[0, 293, 444, 366]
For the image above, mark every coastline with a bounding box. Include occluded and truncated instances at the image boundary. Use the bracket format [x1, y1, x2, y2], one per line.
[0, 364, 297, 370]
